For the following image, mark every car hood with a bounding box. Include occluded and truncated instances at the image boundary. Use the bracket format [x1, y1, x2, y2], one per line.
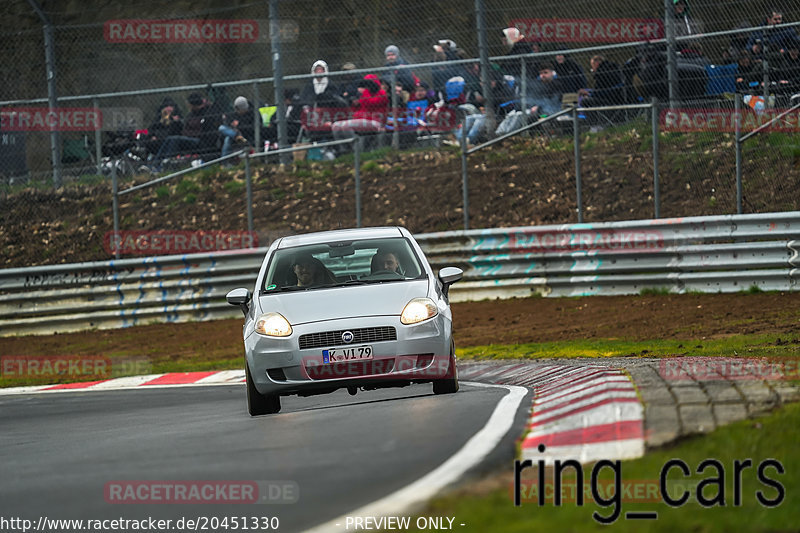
[257, 279, 430, 325]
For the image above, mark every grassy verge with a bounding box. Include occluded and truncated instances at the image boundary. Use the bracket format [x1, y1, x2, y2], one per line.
[416, 402, 800, 532]
[0, 322, 246, 388]
[2, 329, 798, 388]
[456, 333, 800, 360]
[0, 355, 243, 388]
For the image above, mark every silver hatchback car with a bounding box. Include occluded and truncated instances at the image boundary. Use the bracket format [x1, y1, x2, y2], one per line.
[226, 227, 463, 415]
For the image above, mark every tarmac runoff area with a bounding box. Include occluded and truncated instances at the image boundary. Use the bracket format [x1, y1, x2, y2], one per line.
[2, 357, 798, 462]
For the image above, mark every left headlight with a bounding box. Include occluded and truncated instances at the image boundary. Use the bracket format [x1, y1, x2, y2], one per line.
[255, 312, 293, 337]
[400, 297, 438, 325]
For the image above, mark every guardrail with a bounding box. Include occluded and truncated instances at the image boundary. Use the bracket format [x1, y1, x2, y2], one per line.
[1, 212, 798, 336]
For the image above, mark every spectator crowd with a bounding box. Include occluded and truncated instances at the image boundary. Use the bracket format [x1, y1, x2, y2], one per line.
[109, 4, 800, 171]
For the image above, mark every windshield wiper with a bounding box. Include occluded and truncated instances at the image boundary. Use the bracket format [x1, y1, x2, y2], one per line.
[263, 285, 310, 293]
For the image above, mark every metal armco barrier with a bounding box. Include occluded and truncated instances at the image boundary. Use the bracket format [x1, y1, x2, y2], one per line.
[1, 212, 798, 336]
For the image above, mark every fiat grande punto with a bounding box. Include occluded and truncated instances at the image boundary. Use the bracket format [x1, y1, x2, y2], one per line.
[226, 226, 463, 415]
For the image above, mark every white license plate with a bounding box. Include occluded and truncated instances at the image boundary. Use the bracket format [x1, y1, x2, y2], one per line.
[323, 345, 373, 363]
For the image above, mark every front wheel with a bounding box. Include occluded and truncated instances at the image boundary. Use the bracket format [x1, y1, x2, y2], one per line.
[433, 343, 459, 395]
[246, 363, 281, 415]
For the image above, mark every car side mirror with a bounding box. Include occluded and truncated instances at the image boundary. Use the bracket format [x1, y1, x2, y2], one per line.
[226, 288, 252, 317]
[438, 266, 463, 297]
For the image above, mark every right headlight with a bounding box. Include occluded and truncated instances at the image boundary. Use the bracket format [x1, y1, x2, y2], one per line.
[254, 312, 293, 337]
[400, 298, 438, 325]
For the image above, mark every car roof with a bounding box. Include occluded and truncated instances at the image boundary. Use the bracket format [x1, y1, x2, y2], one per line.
[276, 226, 407, 249]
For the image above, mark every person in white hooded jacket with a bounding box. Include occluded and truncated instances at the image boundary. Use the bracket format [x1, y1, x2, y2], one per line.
[300, 60, 348, 141]
[300, 60, 347, 110]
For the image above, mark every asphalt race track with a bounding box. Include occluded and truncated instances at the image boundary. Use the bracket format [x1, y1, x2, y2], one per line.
[0, 383, 530, 532]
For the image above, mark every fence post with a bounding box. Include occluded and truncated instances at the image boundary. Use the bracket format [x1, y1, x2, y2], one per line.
[93, 97, 103, 176]
[475, 0, 494, 133]
[762, 48, 770, 101]
[573, 106, 583, 223]
[269, 0, 289, 165]
[354, 139, 362, 228]
[245, 154, 253, 233]
[253, 82, 261, 153]
[735, 93, 743, 214]
[111, 162, 120, 260]
[460, 132, 469, 230]
[28, 0, 62, 188]
[390, 70, 399, 150]
[651, 98, 660, 218]
[520, 58, 527, 113]
[664, 0, 678, 109]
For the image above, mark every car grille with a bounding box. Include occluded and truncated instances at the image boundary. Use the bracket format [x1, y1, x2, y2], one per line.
[299, 326, 397, 350]
[306, 359, 395, 380]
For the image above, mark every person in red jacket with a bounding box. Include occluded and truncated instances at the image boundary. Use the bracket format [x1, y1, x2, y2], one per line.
[331, 74, 389, 148]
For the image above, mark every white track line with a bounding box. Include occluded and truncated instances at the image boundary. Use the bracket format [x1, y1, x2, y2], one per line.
[303, 382, 528, 533]
[0, 373, 245, 395]
[195, 370, 246, 384]
[89, 374, 166, 389]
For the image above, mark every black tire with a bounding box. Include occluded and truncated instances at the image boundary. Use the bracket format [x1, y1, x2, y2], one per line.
[433, 343, 459, 395]
[246, 363, 281, 415]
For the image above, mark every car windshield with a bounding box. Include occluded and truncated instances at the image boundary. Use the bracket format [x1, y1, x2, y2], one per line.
[261, 237, 426, 293]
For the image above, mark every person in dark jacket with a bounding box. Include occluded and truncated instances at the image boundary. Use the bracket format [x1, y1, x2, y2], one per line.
[495, 61, 564, 135]
[432, 40, 466, 101]
[777, 38, 800, 93]
[747, 8, 799, 55]
[384, 45, 418, 93]
[264, 88, 303, 145]
[150, 92, 222, 171]
[300, 60, 346, 142]
[673, 0, 704, 56]
[580, 55, 624, 107]
[502, 27, 538, 83]
[735, 50, 761, 93]
[338, 62, 361, 108]
[218, 96, 256, 160]
[554, 53, 588, 93]
[145, 97, 183, 157]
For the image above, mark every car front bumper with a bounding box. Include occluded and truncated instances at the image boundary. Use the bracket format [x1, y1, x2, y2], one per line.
[244, 314, 453, 396]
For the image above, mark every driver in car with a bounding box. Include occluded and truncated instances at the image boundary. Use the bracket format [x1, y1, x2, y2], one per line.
[293, 254, 337, 287]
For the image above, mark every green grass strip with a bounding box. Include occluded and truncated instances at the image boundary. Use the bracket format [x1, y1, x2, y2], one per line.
[420, 402, 800, 532]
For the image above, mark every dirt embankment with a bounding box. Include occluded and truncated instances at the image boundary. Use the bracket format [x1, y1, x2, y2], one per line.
[0, 293, 797, 363]
[2, 131, 798, 268]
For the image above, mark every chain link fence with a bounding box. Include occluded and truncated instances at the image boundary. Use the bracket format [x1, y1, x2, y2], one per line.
[4, 0, 800, 268]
